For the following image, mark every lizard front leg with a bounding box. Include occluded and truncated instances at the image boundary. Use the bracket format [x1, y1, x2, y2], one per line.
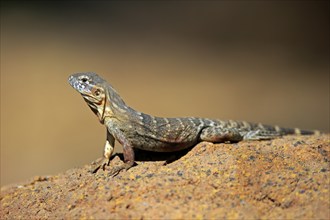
[108, 128, 135, 177]
[90, 130, 115, 173]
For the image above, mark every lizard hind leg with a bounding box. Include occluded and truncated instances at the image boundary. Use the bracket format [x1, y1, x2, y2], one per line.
[242, 129, 281, 140]
[200, 127, 243, 143]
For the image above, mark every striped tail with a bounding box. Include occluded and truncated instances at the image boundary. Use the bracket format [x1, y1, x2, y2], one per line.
[277, 127, 320, 136]
[251, 122, 321, 136]
[241, 123, 320, 141]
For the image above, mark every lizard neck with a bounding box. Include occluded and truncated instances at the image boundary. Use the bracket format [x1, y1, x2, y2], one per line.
[102, 84, 149, 125]
[102, 84, 135, 123]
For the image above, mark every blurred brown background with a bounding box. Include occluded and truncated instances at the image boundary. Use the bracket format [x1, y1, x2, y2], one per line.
[1, 1, 329, 187]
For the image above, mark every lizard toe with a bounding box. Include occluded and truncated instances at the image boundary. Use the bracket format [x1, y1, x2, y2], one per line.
[90, 157, 109, 173]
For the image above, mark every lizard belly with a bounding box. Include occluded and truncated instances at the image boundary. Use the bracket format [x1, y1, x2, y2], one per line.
[130, 134, 198, 152]
[123, 124, 200, 152]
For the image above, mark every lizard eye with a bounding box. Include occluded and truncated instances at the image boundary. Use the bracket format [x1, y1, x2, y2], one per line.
[80, 76, 89, 83]
[94, 89, 101, 96]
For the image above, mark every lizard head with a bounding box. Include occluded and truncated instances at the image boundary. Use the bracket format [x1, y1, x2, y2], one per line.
[68, 72, 108, 122]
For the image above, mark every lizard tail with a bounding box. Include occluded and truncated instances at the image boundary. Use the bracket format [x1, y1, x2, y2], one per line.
[242, 124, 321, 141]
[278, 127, 321, 135]
[248, 122, 321, 136]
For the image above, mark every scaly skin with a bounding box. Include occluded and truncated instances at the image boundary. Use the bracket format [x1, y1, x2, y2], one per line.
[68, 72, 319, 176]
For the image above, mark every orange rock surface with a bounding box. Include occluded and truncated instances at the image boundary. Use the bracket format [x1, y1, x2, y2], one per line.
[1, 135, 329, 219]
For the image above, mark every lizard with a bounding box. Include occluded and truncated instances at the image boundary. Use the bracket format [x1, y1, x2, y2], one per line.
[68, 72, 319, 176]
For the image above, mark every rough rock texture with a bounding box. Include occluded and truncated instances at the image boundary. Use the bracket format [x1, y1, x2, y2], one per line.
[1, 135, 329, 219]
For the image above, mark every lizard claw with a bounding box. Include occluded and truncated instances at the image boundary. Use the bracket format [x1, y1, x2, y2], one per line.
[108, 166, 125, 177]
[90, 157, 109, 173]
[108, 163, 135, 177]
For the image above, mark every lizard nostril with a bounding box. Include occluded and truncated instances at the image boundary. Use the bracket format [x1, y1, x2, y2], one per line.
[68, 76, 75, 85]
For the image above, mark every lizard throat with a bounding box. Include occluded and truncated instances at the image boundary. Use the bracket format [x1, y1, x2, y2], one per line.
[99, 95, 107, 124]
[83, 95, 107, 124]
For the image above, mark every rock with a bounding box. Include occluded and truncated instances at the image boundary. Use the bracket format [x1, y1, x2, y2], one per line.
[1, 134, 329, 219]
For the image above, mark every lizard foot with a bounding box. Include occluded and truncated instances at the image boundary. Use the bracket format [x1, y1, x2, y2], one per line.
[90, 157, 109, 173]
[108, 163, 135, 177]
